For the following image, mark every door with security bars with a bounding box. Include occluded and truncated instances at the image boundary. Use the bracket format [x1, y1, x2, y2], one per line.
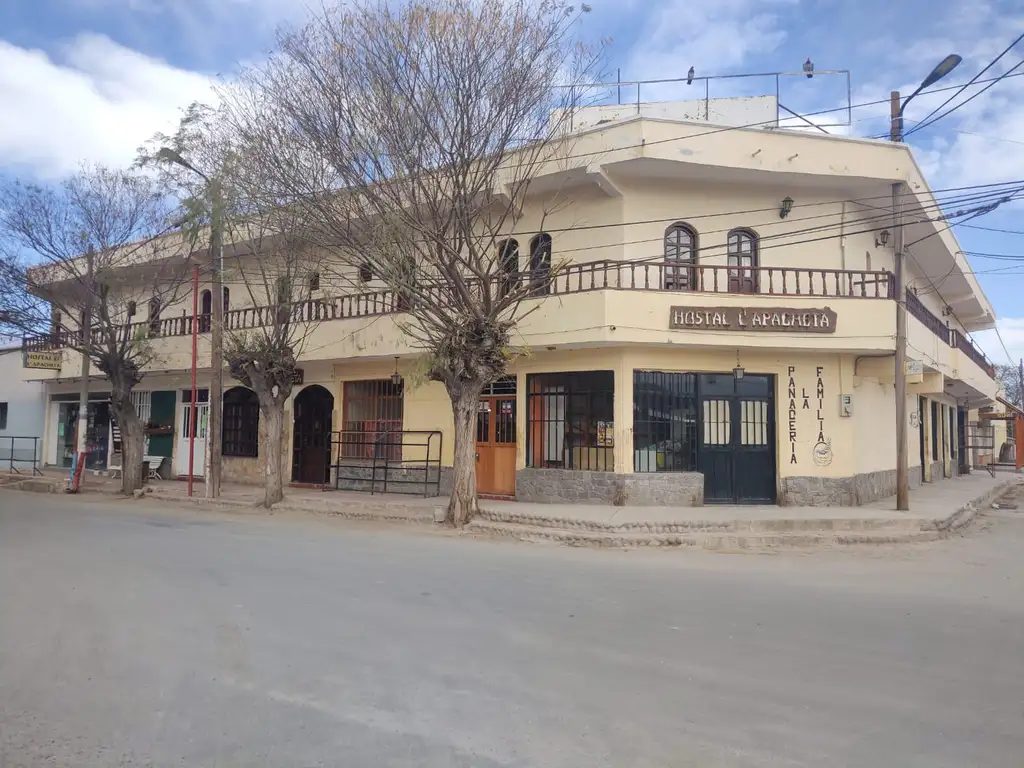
[696, 374, 775, 504]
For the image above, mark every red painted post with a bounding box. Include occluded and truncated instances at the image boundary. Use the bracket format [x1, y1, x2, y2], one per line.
[188, 266, 199, 497]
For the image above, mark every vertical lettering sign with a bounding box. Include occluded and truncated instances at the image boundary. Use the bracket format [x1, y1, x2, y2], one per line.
[787, 366, 798, 465]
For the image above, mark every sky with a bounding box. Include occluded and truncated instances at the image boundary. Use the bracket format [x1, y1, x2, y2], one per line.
[1, 0, 1023, 370]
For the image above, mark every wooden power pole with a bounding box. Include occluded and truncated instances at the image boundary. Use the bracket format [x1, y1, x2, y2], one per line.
[207, 179, 224, 498]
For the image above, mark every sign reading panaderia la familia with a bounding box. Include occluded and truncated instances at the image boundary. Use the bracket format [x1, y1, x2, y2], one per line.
[669, 306, 837, 334]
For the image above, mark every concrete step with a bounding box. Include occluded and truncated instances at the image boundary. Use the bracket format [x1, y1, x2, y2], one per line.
[467, 519, 944, 551]
[475, 507, 926, 535]
[147, 491, 439, 524]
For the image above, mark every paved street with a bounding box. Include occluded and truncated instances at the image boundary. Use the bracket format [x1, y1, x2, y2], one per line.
[1, 490, 1023, 767]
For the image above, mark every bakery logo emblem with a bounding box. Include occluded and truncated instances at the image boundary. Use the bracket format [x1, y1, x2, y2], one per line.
[812, 438, 833, 467]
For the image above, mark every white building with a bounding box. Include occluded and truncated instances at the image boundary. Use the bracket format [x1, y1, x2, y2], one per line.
[0, 340, 46, 472]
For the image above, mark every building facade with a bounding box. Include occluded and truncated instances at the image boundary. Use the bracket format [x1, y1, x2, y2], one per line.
[20, 109, 1002, 505]
[1, 343, 46, 471]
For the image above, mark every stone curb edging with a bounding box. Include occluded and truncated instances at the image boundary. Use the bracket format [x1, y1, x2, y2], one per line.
[145, 491, 440, 525]
[475, 507, 922, 534]
[921, 478, 1018, 533]
[465, 520, 945, 550]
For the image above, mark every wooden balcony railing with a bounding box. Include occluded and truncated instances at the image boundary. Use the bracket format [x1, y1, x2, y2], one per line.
[20, 259, 896, 355]
[951, 329, 997, 378]
[906, 291, 996, 379]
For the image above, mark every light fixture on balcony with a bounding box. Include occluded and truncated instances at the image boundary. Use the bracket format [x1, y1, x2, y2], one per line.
[875, 230, 891, 248]
[779, 196, 795, 219]
[733, 350, 745, 380]
[391, 356, 401, 387]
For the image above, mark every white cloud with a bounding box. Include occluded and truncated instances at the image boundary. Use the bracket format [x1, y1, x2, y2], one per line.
[973, 317, 1024, 368]
[625, 0, 795, 101]
[0, 33, 214, 179]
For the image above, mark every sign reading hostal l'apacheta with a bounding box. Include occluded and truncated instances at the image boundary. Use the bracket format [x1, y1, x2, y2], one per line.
[669, 306, 837, 333]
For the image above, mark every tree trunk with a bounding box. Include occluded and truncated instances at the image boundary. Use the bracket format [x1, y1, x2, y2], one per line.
[447, 385, 482, 527]
[110, 395, 144, 495]
[261, 402, 285, 508]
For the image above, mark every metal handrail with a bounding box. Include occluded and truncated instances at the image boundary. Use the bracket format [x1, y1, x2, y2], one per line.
[330, 429, 443, 497]
[1, 436, 43, 476]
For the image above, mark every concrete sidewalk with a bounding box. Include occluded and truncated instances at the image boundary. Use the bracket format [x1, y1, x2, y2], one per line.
[10, 466, 1019, 551]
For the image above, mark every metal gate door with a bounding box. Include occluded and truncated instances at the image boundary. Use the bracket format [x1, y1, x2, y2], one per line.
[696, 374, 775, 504]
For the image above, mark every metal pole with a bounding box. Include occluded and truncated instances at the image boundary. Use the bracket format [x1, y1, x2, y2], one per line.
[616, 67, 621, 105]
[73, 245, 95, 492]
[188, 266, 198, 497]
[893, 182, 909, 510]
[208, 179, 224, 498]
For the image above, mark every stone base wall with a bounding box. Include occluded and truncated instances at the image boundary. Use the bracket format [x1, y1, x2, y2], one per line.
[333, 463, 451, 497]
[781, 466, 924, 507]
[515, 468, 704, 507]
[223, 456, 262, 485]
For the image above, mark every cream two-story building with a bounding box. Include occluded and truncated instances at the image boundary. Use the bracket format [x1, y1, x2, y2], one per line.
[22, 99, 1000, 506]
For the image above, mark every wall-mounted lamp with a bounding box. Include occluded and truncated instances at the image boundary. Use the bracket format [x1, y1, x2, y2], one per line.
[733, 350, 745, 380]
[779, 196, 795, 219]
[391, 356, 401, 387]
[875, 230, 890, 247]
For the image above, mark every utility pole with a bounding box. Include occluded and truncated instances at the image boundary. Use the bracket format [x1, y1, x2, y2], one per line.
[892, 179, 910, 511]
[207, 178, 224, 498]
[890, 91, 902, 142]
[73, 245, 95, 491]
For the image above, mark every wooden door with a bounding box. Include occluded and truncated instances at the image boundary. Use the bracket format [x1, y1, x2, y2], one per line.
[476, 395, 517, 497]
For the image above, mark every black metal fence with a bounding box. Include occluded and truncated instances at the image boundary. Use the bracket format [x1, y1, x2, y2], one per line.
[330, 429, 443, 497]
[0, 437, 43, 475]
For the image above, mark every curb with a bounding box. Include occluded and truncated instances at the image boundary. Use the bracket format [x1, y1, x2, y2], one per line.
[923, 478, 1018, 533]
[465, 519, 944, 550]
[475, 507, 924, 534]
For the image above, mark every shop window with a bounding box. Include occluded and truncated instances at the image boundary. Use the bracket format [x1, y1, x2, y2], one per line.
[528, 233, 552, 297]
[526, 371, 614, 471]
[727, 228, 758, 294]
[497, 239, 519, 298]
[633, 371, 697, 472]
[664, 223, 698, 291]
[340, 379, 404, 461]
[223, 387, 260, 458]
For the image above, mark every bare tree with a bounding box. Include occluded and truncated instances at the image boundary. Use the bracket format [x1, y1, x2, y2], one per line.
[995, 363, 1022, 408]
[219, 0, 603, 525]
[141, 105, 327, 507]
[0, 166, 187, 493]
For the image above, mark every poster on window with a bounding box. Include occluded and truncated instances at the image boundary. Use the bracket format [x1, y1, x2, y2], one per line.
[597, 421, 614, 447]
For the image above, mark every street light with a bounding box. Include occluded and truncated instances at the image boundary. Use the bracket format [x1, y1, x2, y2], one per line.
[890, 54, 962, 142]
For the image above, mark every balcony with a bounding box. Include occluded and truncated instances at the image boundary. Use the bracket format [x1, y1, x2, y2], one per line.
[906, 290, 996, 380]
[22, 259, 895, 362]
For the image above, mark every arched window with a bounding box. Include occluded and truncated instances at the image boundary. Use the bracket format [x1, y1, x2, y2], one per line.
[664, 223, 698, 291]
[222, 387, 259, 457]
[727, 229, 759, 294]
[148, 297, 162, 336]
[529, 233, 552, 296]
[498, 238, 519, 297]
[200, 290, 212, 333]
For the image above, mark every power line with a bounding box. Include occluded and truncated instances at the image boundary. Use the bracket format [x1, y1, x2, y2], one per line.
[907, 32, 1024, 135]
[906, 59, 1024, 138]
